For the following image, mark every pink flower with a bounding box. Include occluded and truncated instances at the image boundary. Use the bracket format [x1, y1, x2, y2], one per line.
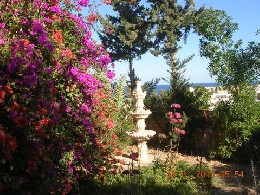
[106, 70, 115, 79]
[171, 103, 181, 109]
[178, 119, 183, 123]
[0, 23, 5, 28]
[129, 152, 139, 160]
[173, 127, 186, 135]
[71, 67, 79, 75]
[167, 112, 174, 118]
[106, 28, 112, 34]
[79, 0, 89, 6]
[174, 112, 182, 119]
[171, 118, 179, 124]
[104, 0, 111, 4]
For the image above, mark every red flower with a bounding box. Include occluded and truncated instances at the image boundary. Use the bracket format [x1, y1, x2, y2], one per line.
[106, 119, 114, 129]
[4, 86, 13, 94]
[11, 102, 22, 111]
[51, 87, 57, 96]
[87, 13, 98, 23]
[53, 30, 63, 43]
[114, 148, 122, 156]
[39, 118, 50, 127]
[7, 139, 17, 153]
[112, 134, 119, 140]
[23, 39, 30, 47]
[40, 108, 48, 115]
[0, 91, 5, 103]
[63, 183, 72, 193]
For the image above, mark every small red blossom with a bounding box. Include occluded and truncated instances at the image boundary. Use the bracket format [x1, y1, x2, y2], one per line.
[106, 119, 114, 129]
[63, 183, 72, 193]
[40, 108, 48, 115]
[11, 102, 22, 111]
[51, 87, 57, 96]
[39, 118, 50, 127]
[114, 148, 122, 156]
[62, 48, 75, 59]
[87, 13, 98, 23]
[23, 39, 30, 47]
[112, 134, 119, 140]
[53, 30, 63, 43]
[4, 86, 13, 94]
[7, 139, 17, 153]
[0, 91, 5, 103]
[55, 61, 61, 68]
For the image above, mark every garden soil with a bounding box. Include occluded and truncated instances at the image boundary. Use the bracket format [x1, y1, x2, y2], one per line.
[117, 146, 259, 195]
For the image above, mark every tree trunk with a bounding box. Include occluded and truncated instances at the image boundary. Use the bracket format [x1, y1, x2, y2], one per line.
[129, 57, 134, 93]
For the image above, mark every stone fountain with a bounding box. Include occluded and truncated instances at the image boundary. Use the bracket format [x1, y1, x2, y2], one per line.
[127, 81, 156, 164]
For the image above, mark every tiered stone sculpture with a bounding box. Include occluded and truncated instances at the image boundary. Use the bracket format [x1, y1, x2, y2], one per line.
[127, 81, 156, 163]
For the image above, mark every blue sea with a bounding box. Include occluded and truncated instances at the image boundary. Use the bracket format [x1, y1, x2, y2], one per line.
[156, 83, 218, 92]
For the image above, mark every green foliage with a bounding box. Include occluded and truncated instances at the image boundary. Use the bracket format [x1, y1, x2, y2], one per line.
[98, 0, 152, 91]
[195, 8, 238, 45]
[196, 8, 259, 90]
[147, 0, 197, 59]
[77, 159, 213, 195]
[191, 86, 211, 110]
[234, 128, 260, 166]
[211, 88, 260, 158]
[111, 76, 135, 149]
[142, 78, 160, 95]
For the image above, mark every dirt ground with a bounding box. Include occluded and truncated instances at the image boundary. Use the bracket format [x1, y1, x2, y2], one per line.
[119, 147, 259, 195]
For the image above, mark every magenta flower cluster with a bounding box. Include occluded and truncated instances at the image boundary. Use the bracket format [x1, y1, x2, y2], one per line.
[167, 104, 186, 135]
[0, 0, 116, 193]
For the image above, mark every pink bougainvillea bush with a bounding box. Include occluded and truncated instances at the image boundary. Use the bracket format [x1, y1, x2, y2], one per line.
[0, 0, 120, 193]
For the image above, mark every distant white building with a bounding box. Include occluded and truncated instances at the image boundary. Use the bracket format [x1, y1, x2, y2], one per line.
[190, 85, 260, 110]
[256, 85, 260, 102]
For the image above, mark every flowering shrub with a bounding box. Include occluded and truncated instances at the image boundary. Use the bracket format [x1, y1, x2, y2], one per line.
[0, 0, 121, 193]
[167, 103, 187, 151]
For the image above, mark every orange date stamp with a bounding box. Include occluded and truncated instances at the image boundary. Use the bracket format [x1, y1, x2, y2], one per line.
[168, 170, 244, 178]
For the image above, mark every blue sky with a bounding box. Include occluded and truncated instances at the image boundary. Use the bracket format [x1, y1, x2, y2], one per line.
[93, 0, 260, 84]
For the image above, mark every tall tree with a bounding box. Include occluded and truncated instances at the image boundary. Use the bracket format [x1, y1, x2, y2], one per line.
[147, 0, 198, 92]
[98, 0, 152, 92]
[195, 8, 259, 92]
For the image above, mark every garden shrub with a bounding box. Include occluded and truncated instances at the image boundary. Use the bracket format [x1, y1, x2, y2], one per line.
[211, 87, 260, 159]
[0, 0, 122, 193]
[110, 75, 135, 149]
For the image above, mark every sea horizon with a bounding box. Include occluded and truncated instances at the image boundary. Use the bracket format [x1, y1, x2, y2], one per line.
[156, 82, 219, 92]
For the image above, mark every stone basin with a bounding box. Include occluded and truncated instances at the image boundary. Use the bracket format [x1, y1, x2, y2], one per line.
[126, 130, 156, 141]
